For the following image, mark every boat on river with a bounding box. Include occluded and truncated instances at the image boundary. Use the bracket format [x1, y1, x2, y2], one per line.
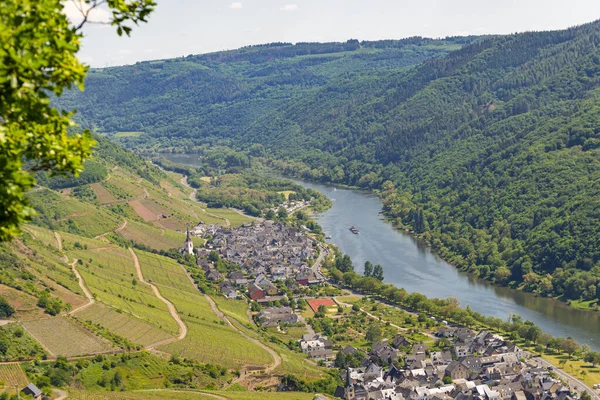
[349, 226, 359, 234]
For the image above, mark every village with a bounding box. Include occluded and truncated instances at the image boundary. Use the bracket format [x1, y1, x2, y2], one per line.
[192, 220, 324, 303]
[183, 221, 588, 400]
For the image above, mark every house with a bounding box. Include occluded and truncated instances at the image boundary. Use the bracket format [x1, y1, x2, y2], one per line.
[219, 282, 237, 299]
[257, 306, 298, 327]
[392, 334, 411, 349]
[229, 271, 247, 286]
[295, 273, 310, 286]
[21, 383, 42, 399]
[300, 333, 333, 359]
[248, 284, 265, 301]
[205, 269, 222, 281]
[445, 361, 469, 380]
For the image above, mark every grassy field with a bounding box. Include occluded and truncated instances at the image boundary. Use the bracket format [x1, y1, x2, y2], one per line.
[207, 209, 252, 227]
[76, 303, 174, 347]
[278, 190, 296, 200]
[0, 364, 29, 388]
[23, 317, 116, 357]
[70, 247, 179, 335]
[114, 131, 143, 137]
[541, 353, 600, 388]
[68, 390, 323, 399]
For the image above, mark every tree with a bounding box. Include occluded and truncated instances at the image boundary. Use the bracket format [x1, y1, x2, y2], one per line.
[277, 207, 288, 220]
[372, 264, 384, 281]
[365, 325, 381, 343]
[561, 338, 580, 357]
[525, 326, 542, 344]
[0, 297, 14, 318]
[0, 0, 156, 241]
[364, 261, 373, 277]
[265, 209, 276, 220]
[338, 255, 354, 273]
[581, 391, 592, 400]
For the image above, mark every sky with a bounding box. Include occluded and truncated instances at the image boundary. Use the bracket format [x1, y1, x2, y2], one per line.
[64, 0, 600, 67]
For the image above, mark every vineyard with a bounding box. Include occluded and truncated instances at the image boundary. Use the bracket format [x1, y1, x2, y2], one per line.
[23, 317, 116, 357]
[75, 304, 173, 347]
[67, 389, 321, 399]
[70, 247, 179, 335]
[0, 364, 29, 388]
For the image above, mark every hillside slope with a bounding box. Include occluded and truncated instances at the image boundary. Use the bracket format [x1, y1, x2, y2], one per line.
[60, 22, 600, 303]
[58, 37, 476, 145]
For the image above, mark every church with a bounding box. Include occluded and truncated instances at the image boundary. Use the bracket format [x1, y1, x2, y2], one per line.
[181, 225, 194, 256]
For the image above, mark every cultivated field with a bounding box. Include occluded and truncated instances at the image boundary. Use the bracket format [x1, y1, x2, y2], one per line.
[76, 303, 173, 347]
[0, 364, 29, 388]
[22, 225, 59, 248]
[90, 183, 117, 204]
[134, 251, 196, 294]
[117, 220, 191, 251]
[68, 390, 324, 400]
[157, 287, 272, 369]
[207, 208, 252, 227]
[69, 247, 179, 335]
[0, 285, 44, 321]
[212, 297, 251, 325]
[23, 317, 116, 357]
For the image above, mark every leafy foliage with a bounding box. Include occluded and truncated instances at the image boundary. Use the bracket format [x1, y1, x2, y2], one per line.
[0, 0, 155, 241]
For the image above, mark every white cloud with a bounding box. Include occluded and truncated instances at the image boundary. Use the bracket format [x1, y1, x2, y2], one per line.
[62, 0, 111, 25]
[280, 4, 299, 12]
[117, 49, 132, 55]
[229, 2, 243, 9]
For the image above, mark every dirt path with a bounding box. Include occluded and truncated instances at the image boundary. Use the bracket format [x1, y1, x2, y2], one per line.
[128, 248, 187, 347]
[53, 388, 67, 400]
[54, 231, 63, 251]
[95, 217, 128, 239]
[68, 259, 95, 315]
[204, 294, 281, 374]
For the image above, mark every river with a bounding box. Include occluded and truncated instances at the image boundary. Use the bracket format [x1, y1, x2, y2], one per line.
[160, 153, 600, 348]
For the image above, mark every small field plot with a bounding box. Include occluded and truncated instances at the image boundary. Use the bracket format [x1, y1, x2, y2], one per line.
[76, 303, 173, 347]
[23, 317, 116, 357]
[212, 297, 250, 325]
[70, 247, 179, 335]
[0, 285, 45, 321]
[206, 208, 252, 227]
[0, 364, 28, 388]
[136, 251, 196, 294]
[22, 225, 59, 248]
[90, 183, 117, 204]
[114, 131, 143, 137]
[117, 220, 188, 251]
[158, 287, 271, 369]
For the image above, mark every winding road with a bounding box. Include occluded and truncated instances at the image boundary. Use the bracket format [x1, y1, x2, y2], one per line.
[67, 258, 95, 315]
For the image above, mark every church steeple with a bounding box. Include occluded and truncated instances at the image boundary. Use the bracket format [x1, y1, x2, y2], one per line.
[184, 223, 194, 255]
[344, 368, 354, 400]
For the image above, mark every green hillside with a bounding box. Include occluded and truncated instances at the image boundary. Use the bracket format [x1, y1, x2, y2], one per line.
[58, 37, 475, 146]
[59, 22, 600, 303]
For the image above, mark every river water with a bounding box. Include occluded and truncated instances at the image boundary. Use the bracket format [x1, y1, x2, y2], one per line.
[160, 153, 600, 348]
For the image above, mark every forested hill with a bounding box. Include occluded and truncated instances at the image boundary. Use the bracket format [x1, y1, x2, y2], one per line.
[64, 22, 600, 304]
[58, 37, 475, 142]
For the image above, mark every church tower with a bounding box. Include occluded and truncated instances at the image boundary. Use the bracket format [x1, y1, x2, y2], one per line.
[184, 224, 194, 255]
[344, 368, 354, 400]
